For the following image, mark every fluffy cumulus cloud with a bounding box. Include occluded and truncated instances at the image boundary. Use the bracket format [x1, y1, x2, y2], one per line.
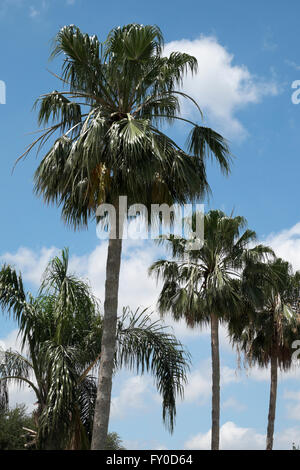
[164, 36, 279, 140]
[183, 365, 211, 404]
[184, 421, 265, 450]
[184, 421, 300, 450]
[0, 329, 21, 351]
[0, 246, 59, 287]
[262, 222, 300, 272]
[110, 375, 152, 419]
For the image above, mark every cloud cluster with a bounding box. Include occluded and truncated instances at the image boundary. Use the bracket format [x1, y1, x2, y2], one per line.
[184, 421, 300, 450]
[111, 375, 152, 419]
[184, 421, 265, 450]
[164, 36, 279, 140]
[0, 246, 59, 287]
[262, 221, 300, 272]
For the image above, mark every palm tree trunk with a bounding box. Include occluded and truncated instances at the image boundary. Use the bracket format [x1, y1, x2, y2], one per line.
[266, 353, 277, 450]
[0, 379, 8, 413]
[210, 312, 220, 450]
[91, 205, 124, 450]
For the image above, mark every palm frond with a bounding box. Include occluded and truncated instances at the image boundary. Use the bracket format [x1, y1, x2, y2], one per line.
[116, 307, 190, 432]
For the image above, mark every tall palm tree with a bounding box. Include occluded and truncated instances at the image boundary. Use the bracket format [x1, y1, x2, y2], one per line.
[229, 258, 300, 450]
[18, 24, 231, 448]
[149, 210, 272, 449]
[0, 249, 190, 449]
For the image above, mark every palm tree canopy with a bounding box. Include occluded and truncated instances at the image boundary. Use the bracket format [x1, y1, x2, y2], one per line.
[0, 249, 190, 446]
[149, 210, 273, 326]
[19, 24, 231, 229]
[229, 258, 300, 370]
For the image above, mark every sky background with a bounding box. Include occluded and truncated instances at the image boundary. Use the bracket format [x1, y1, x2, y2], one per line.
[1, 0, 300, 450]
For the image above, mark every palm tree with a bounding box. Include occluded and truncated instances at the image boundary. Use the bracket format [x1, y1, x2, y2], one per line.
[229, 258, 300, 450]
[18, 23, 231, 448]
[149, 210, 272, 449]
[0, 249, 190, 449]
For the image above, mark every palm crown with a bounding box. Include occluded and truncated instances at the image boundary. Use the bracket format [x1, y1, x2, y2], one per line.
[230, 258, 300, 370]
[149, 210, 272, 325]
[20, 24, 231, 228]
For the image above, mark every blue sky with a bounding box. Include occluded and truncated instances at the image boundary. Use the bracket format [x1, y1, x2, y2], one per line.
[2, 0, 300, 449]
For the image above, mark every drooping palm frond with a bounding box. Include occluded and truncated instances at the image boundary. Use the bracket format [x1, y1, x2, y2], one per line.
[39, 248, 101, 345]
[115, 307, 190, 432]
[0, 264, 27, 320]
[0, 350, 39, 399]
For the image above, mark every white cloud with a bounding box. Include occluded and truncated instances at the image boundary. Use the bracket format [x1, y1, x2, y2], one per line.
[8, 381, 37, 413]
[183, 367, 211, 404]
[184, 420, 300, 450]
[184, 421, 265, 449]
[276, 427, 300, 448]
[0, 246, 59, 287]
[110, 375, 152, 419]
[164, 36, 279, 140]
[0, 329, 21, 351]
[262, 221, 300, 272]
